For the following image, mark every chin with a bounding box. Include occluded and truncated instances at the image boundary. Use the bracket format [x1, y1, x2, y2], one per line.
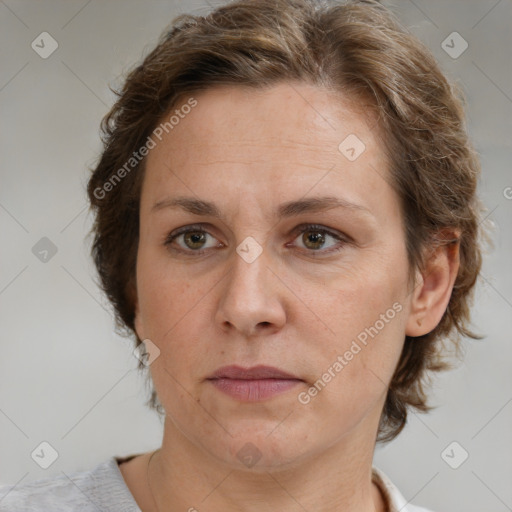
[200, 422, 316, 472]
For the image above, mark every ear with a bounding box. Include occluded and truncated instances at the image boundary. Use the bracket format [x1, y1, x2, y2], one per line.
[405, 230, 461, 337]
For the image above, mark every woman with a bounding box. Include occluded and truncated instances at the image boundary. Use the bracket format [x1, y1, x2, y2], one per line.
[0, 0, 486, 511]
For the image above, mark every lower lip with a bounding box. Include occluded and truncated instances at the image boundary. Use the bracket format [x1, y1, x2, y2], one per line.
[208, 378, 301, 401]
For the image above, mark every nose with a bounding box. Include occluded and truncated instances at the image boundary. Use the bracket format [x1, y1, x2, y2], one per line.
[214, 245, 287, 338]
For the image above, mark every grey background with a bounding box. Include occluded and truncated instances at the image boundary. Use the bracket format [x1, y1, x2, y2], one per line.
[0, 0, 511, 510]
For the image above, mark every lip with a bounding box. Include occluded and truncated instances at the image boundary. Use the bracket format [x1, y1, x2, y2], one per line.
[208, 365, 301, 380]
[207, 365, 303, 401]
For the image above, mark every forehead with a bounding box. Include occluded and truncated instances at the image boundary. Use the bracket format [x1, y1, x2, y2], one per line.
[141, 82, 392, 213]
[156, 82, 381, 157]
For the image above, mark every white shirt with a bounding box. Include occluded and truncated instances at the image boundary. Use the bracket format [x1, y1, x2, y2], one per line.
[0, 454, 435, 511]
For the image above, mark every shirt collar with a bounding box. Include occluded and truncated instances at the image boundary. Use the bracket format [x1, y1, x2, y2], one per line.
[372, 466, 417, 512]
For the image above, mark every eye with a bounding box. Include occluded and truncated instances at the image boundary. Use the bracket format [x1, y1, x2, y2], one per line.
[164, 223, 350, 257]
[288, 224, 350, 255]
[164, 224, 223, 255]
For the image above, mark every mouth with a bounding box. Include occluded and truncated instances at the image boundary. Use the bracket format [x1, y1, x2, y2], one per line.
[206, 365, 303, 402]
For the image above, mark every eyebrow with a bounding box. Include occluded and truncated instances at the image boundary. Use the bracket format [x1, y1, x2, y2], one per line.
[151, 195, 374, 220]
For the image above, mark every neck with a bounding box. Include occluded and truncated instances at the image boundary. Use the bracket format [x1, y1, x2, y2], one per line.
[148, 415, 386, 512]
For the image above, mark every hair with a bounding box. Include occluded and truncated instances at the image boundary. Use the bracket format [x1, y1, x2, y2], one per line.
[86, 0, 489, 443]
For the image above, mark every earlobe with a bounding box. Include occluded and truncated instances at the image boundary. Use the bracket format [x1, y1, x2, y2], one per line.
[405, 232, 461, 337]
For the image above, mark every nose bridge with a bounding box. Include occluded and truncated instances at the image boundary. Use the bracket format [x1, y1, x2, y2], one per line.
[226, 239, 272, 308]
[215, 239, 286, 336]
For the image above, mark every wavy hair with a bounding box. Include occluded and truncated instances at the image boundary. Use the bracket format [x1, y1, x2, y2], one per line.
[87, 0, 489, 443]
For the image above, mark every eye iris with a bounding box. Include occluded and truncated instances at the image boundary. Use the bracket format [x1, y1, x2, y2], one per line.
[303, 230, 325, 250]
[184, 231, 206, 249]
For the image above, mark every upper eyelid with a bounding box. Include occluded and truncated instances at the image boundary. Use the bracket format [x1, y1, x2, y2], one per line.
[166, 223, 342, 238]
[290, 223, 345, 238]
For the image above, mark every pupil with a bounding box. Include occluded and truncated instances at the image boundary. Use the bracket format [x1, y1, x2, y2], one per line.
[186, 232, 205, 248]
[304, 231, 324, 249]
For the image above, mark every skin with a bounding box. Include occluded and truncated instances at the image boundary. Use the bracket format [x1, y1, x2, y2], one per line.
[119, 82, 460, 512]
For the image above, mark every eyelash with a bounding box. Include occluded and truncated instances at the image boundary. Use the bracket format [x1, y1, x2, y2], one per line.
[164, 223, 351, 257]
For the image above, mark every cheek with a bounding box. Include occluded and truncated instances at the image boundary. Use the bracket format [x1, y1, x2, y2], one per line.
[299, 298, 406, 434]
[305, 256, 408, 394]
[135, 249, 220, 372]
[300, 251, 406, 338]
[136, 249, 189, 344]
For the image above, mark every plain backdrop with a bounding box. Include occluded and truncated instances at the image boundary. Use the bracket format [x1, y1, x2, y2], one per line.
[0, 1, 511, 511]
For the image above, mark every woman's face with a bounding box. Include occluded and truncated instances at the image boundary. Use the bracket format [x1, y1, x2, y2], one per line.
[134, 82, 416, 469]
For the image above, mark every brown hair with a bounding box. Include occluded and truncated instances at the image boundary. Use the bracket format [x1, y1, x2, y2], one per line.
[87, 0, 489, 443]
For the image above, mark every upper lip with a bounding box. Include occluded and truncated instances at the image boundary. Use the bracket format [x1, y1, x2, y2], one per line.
[208, 365, 302, 380]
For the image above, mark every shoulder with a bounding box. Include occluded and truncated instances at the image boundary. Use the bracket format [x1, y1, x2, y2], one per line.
[0, 456, 141, 512]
